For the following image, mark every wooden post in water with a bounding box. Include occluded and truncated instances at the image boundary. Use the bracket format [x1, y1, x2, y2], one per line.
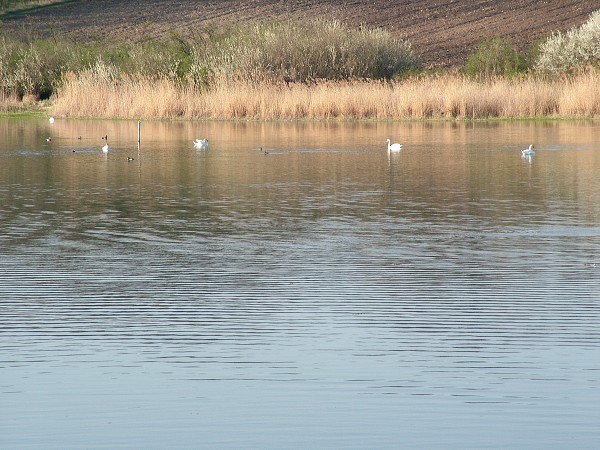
[137, 120, 142, 163]
[137, 121, 142, 193]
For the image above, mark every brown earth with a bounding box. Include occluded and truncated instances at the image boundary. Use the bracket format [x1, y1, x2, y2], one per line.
[1, 0, 597, 68]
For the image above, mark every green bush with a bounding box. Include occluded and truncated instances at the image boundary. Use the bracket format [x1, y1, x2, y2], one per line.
[465, 37, 527, 78]
[0, 36, 63, 99]
[0, 19, 419, 99]
[0, 32, 200, 98]
[0, 32, 105, 99]
[189, 20, 419, 84]
[535, 9, 600, 74]
[0, 1, 57, 15]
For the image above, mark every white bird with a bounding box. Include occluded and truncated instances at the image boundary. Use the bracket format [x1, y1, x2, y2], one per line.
[521, 144, 535, 157]
[387, 138, 402, 152]
[49, 117, 55, 124]
[193, 138, 209, 149]
[102, 143, 109, 153]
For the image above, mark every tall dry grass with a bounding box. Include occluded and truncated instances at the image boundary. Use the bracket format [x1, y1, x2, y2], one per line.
[0, 92, 41, 113]
[52, 70, 600, 120]
[558, 71, 600, 116]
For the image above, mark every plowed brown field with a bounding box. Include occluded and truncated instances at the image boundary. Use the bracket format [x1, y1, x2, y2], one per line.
[1, 0, 597, 67]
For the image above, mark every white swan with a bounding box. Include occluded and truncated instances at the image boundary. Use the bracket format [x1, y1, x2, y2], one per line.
[193, 138, 209, 149]
[387, 138, 402, 152]
[49, 117, 55, 124]
[102, 143, 109, 153]
[521, 144, 535, 157]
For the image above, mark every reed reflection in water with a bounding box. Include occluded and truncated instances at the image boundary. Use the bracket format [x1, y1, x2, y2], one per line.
[1, 118, 600, 449]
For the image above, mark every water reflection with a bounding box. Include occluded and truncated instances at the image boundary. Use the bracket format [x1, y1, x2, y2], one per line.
[1, 118, 600, 448]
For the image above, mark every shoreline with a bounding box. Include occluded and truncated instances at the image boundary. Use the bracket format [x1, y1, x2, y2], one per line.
[3, 111, 598, 123]
[3, 109, 599, 122]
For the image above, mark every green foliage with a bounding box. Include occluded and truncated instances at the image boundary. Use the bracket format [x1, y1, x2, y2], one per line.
[0, 0, 61, 15]
[0, 19, 419, 100]
[0, 0, 34, 12]
[535, 9, 600, 74]
[464, 37, 527, 78]
[0, 31, 108, 99]
[190, 20, 419, 83]
[0, 35, 66, 99]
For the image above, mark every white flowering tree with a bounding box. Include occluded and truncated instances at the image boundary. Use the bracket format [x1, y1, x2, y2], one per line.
[536, 10, 600, 74]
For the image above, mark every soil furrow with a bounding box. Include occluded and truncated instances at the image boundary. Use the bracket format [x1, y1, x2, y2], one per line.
[1, 0, 596, 67]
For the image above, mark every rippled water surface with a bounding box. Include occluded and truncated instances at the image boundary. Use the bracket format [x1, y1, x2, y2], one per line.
[1, 118, 600, 448]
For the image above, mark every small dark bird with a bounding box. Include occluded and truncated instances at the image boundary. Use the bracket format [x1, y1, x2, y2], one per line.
[102, 135, 107, 140]
[77, 136, 82, 140]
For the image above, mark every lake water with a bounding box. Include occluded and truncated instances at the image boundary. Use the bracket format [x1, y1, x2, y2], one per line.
[1, 118, 599, 449]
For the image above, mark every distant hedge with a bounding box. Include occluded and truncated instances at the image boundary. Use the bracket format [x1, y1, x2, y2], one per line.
[464, 37, 527, 78]
[0, 19, 419, 101]
[189, 20, 419, 84]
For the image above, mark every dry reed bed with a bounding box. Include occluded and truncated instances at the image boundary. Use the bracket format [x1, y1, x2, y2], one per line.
[0, 93, 41, 113]
[51, 72, 600, 120]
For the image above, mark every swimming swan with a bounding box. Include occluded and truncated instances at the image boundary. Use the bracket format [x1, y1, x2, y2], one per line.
[102, 143, 110, 153]
[521, 144, 535, 157]
[387, 139, 402, 152]
[193, 139, 209, 149]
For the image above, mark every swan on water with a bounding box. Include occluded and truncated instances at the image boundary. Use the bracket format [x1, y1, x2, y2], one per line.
[387, 138, 402, 152]
[102, 143, 109, 153]
[193, 138, 209, 149]
[521, 144, 535, 157]
[49, 117, 55, 124]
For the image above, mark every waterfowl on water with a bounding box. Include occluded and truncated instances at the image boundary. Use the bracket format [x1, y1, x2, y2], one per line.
[521, 144, 535, 157]
[387, 138, 402, 152]
[102, 143, 110, 153]
[127, 157, 134, 161]
[193, 138, 209, 149]
[46, 137, 52, 142]
[49, 117, 55, 124]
